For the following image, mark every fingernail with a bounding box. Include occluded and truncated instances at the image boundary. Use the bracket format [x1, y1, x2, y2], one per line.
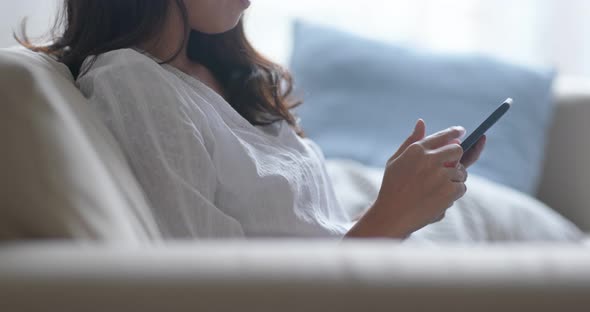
[413, 119, 421, 133]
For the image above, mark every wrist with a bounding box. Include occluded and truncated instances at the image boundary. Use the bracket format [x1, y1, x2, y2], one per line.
[345, 200, 412, 239]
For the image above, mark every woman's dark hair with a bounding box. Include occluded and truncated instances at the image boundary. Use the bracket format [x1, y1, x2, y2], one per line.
[16, 0, 302, 134]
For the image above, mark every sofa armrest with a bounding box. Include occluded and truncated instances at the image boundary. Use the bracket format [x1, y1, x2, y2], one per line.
[1, 241, 589, 312]
[538, 76, 590, 231]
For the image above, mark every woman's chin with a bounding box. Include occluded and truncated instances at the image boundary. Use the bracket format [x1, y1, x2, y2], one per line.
[193, 18, 242, 35]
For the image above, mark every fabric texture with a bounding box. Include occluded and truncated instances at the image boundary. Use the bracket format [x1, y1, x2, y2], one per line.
[0, 47, 161, 243]
[326, 159, 583, 243]
[291, 21, 556, 195]
[77, 48, 352, 239]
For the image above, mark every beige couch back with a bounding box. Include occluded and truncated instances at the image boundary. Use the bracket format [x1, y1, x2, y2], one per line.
[0, 47, 161, 242]
[538, 78, 590, 231]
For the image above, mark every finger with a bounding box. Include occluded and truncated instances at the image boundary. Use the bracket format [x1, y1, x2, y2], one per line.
[446, 164, 468, 182]
[433, 212, 446, 223]
[434, 143, 464, 163]
[421, 126, 466, 150]
[461, 135, 486, 167]
[444, 160, 459, 168]
[452, 182, 467, 201]
[444, 139, 463, 167]
[392, 119, 426, 160]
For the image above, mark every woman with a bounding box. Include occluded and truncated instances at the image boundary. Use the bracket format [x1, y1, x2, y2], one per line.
[17, 0, 578, 240]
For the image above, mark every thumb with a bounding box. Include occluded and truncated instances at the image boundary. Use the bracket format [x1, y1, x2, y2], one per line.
[392, 119, 426, 160]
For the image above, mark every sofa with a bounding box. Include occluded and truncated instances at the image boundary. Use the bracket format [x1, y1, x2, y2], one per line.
[1, 47, 590, 311]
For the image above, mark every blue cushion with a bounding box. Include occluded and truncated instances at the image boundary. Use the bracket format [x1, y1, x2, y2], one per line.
[290, 21, 555, 195]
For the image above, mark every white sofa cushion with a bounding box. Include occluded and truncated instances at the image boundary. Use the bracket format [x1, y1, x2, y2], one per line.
[0, 47, 161, 243]
[326, 159, 583, 242]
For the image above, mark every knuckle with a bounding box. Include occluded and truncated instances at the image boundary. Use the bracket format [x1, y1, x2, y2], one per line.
[408, 142, 425, 154]
[456, 166, 467, 181]
[454, 169, 464, 182]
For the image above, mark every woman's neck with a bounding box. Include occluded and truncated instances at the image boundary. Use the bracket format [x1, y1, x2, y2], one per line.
[139, 4, 225, 96]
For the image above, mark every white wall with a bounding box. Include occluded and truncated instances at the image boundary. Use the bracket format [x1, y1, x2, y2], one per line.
[0, 1, 59, 48]
[2, 0, 590, 76]
[243, 0, 589, 72]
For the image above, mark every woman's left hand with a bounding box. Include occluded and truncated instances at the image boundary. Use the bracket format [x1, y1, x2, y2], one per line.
[460, 135, 486, 168]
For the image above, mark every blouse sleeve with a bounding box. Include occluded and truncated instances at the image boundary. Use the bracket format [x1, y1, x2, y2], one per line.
[77, 53, 245, 238]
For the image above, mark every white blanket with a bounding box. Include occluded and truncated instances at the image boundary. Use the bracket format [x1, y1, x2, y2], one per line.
[326, 159, 584, 243]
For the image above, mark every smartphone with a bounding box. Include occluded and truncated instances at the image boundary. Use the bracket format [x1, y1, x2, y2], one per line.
[460, 98, 512, 154]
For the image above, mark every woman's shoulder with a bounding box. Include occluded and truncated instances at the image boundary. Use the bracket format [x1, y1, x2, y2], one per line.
[79, 48, 165, 80]
[76, 48, 188, 105]
[76, 48, 216, 131]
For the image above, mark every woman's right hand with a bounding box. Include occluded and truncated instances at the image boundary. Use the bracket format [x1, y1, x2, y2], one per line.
[346, 119, 468, 239]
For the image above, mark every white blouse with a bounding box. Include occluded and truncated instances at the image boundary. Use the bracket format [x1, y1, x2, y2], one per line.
[77, 49, 353, 239]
